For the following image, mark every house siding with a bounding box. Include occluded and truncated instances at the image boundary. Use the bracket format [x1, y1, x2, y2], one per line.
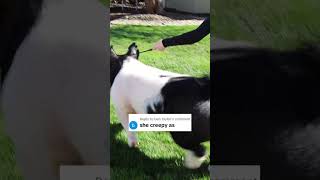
[165, 0, 210, 14]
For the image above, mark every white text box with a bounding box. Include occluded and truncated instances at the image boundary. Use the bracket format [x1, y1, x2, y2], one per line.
[128, 114, 192, 132]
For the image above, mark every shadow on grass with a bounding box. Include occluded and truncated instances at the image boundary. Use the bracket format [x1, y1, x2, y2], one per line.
[110, 123, 209, 179]
[111, 25, 198, 45]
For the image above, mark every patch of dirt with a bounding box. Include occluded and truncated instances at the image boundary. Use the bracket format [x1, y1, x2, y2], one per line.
[111, 11, 206, 26]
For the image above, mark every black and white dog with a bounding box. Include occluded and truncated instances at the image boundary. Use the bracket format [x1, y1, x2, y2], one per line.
[213, 46, 320, 179]
[111, 43, 210, 169]
[1, 1, 107, 180]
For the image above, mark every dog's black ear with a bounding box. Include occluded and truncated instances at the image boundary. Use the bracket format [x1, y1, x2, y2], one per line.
[127, 42, 139, 59]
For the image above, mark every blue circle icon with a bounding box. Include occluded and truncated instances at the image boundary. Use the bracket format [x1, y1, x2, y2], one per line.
[129, 121, 138, 130]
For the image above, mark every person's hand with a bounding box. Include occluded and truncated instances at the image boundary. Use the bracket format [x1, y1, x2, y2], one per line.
[153, 40, 165, 51]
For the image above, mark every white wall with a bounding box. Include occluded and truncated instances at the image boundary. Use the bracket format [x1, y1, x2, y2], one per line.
[165, 0, 210, 14]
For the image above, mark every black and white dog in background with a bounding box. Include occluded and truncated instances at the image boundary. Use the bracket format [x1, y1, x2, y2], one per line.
[1, 1, 108, 180]
[213, 45, 320, 179]
[111, 43, 210, 169]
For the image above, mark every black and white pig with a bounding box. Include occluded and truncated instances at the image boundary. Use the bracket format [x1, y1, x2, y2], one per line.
[111, 43, 210, 169]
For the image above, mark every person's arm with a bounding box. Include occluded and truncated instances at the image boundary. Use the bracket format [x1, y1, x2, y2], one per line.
[163, 17, 210, 47]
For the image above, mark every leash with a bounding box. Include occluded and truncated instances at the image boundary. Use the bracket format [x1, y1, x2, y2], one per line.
[140, 48, 153, 54]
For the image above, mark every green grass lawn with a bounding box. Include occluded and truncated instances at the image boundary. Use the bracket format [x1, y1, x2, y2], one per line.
[0, 118, 21, 180]
[100, 0, 109, 6]
[213, 0, 320, 49]
[110, 25, 210, 179]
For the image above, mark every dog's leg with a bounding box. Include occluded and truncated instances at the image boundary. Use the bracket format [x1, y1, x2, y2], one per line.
[12, 137, 59, 180]
[171, 132, 207, 169]
[2, 103, 62, 180]
[114, 105, 138, 148]
[111, 82, 138, 147]
[184, 144, 207, 169]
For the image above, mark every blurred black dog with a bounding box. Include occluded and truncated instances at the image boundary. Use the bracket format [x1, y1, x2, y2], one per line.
[1, 1, 107, 180]
[0, 0, 43, 83]
[212, 45, 320, 179]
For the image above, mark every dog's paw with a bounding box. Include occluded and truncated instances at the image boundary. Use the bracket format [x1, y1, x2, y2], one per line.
[184, 150, 206, 169]
[128, 141, 139, 148]
[128, 136, 138, 148]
